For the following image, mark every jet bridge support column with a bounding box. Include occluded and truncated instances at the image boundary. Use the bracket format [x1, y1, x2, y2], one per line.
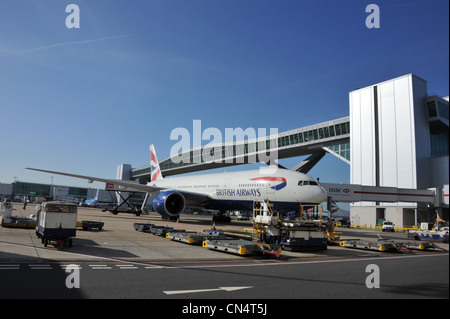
[141, 192, 150, 213]
[116, 164, 132, 206]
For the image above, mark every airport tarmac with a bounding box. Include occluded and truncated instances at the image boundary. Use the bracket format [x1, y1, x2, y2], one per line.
[0, 203, 448, 266]
[1, 203, 241, 263]
[1, 203, 449, 300]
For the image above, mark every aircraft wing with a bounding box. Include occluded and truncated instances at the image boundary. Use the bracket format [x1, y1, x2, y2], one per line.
[26, 167, 212, 205]
[26, 168, 162, 194]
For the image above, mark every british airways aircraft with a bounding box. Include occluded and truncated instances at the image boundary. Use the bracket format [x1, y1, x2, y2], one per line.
[28, 145, 327, 219]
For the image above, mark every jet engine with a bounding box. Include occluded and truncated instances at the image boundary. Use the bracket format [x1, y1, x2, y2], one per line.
[152, 190, 186, 218]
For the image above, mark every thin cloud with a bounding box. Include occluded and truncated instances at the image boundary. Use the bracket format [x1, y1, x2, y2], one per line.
[1, 35, 131, 56]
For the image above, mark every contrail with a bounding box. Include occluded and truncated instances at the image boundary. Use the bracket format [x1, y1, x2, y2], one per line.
[1, 35, 131, 56]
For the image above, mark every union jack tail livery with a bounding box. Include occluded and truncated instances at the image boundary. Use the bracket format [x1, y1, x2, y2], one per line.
[330, 201, 339, 214]
[150, 144, 163, 182]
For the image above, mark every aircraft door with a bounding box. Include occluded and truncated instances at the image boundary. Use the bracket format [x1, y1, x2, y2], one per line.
[223, 178, 233, 198]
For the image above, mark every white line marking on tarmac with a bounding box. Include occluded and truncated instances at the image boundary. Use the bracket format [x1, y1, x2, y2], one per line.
[116, 264, 138, 269]
[60, 264, 82, 270]
[2, 240, 447, 271]
[163, 286, 253, 295]
[29, 264, 52, 270]
[0, 240, 166, 268]
[0, 264, 20, 270]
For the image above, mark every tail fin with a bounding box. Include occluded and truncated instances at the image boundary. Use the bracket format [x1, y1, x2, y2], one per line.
[95, 188, 99, 200]
[330, 201, 339, 214]
[150, 144, 163, 182]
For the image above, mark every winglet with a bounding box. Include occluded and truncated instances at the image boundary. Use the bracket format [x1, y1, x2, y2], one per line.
[150, 144, 163, 182]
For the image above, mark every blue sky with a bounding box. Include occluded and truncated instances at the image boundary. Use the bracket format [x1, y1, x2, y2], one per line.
[0, 0, 448, 190]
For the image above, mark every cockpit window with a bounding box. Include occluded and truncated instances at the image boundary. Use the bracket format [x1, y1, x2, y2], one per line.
[298, 180, 319, 186]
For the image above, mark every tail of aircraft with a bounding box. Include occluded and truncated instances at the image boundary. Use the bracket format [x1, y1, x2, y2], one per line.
[150, 144, 163, 182]
[94, 188, 99, 200]
[330, 201, 339, 214]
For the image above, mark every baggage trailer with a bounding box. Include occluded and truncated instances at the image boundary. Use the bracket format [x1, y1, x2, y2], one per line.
[1, 216, 36, 229]
[1, 202, 36, 229]
[78, 220, 104, 231]
[133, 223, 155, 232]
[203, 239, 281, 258]
[339, 239, 398, 252]
[339, 238, 447, 252]
[166, 231, 229, 245]
[35, 201, 77, 248]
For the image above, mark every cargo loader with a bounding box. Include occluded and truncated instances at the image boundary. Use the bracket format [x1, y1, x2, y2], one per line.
[252, 201, 328, 251]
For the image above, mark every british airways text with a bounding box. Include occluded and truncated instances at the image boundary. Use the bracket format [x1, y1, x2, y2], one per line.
[216, 188, 262, 197]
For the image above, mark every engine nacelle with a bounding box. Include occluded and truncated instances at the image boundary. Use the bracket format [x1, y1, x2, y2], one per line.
[152, 191, 186, 217]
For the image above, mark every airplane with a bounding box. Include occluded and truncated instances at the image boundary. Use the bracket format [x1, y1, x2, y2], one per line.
[329, 201, 350, 217]
[330, 201, 339, 214]
[80, 188, 99, 207]
[27, 144, 328, 220]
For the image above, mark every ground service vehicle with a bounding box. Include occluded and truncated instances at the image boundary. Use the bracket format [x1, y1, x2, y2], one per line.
[35, 201, 77, 248]
[382, 221, 395, 232]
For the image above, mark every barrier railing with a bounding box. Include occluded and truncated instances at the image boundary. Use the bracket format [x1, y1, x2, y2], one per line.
[343, 224, 420, 232]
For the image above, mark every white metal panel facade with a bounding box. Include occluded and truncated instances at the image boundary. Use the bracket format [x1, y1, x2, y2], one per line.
[350, 86, 376, 187]
[350, 86, 376, 206]
[349, 74, 429, 208]
[392, 77, 416, 189]
[377, 75, 421, 192]
[411, 76, 431, 190]
[378, 79, 399, 188]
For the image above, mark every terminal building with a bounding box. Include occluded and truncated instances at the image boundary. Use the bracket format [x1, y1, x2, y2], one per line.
[0, 181, 115, 205]
[349, 74, 448, 226]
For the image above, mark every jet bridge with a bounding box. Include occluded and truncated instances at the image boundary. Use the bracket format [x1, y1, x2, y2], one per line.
[321, 183, 442, 206]
[321, 183, 449, 226]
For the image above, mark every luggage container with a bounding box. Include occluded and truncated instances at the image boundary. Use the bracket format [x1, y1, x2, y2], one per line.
[79, 220, 104, 231]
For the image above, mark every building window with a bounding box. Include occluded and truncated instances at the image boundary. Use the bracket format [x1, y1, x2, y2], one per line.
[318, 128, 324, 139]
[14, 182, 51, 196]
[431, 132, 449, 157]
[427, 101, 438, 118]
[437, 100, 449, 120]
[341, 123, 348, 134]
[313, 129, 318, 140]
[68, 187, 88, 198]
[329, 126, 335, 137]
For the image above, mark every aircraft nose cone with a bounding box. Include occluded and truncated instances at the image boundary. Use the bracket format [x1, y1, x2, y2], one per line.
[317, 186, 328, 203]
